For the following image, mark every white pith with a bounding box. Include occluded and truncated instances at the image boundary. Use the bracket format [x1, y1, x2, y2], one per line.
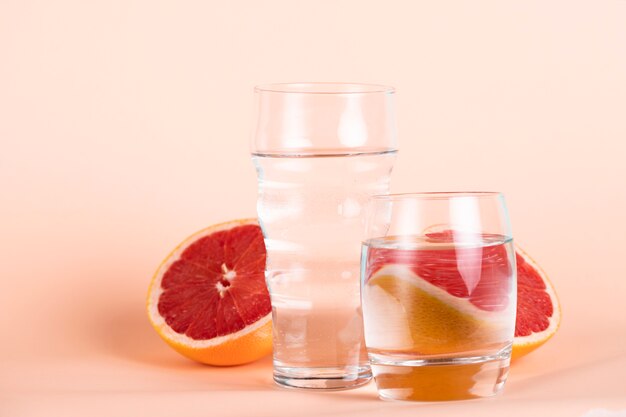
[147, 218, 271, 348]
[217, 263, 237, 298]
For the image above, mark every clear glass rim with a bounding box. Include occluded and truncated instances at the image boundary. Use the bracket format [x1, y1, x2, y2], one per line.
[370, 191, 504, 200]
[254, 82, 395, 95]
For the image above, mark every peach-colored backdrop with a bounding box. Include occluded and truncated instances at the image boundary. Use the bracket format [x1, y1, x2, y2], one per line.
[1, 1, 625, 416]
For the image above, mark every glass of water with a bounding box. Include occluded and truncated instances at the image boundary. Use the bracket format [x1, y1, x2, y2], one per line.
[361, 192, 516, 401]
[251, 83, 397, 389]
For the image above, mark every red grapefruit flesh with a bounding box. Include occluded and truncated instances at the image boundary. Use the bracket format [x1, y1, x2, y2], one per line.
[366, 231, 514, 313]
[147, 219, 272, 366]
[512, 247, 560, 359]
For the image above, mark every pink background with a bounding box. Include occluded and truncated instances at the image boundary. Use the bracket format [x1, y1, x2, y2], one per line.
[1, 1, 625, 415]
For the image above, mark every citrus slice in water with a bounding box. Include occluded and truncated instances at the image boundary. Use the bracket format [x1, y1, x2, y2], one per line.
[146, 219, 272, 366]
[364, 265, 510, 356]
[364, 232, 560, 359]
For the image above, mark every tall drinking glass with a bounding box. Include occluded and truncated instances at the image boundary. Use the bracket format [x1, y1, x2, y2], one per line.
[361, 192, 516, 401]
[251, 83, 397, 389]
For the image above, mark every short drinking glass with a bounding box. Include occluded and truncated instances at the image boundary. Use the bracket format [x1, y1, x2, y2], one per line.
[361, 192, 516, 401]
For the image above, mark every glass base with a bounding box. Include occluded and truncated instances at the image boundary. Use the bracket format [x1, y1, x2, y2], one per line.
[370, 348, 511, 401]
[273, 364, 372, 390]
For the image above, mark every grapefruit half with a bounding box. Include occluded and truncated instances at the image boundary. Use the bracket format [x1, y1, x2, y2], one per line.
[146, 219, 272, 366]
[512, 247, 560, 359]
